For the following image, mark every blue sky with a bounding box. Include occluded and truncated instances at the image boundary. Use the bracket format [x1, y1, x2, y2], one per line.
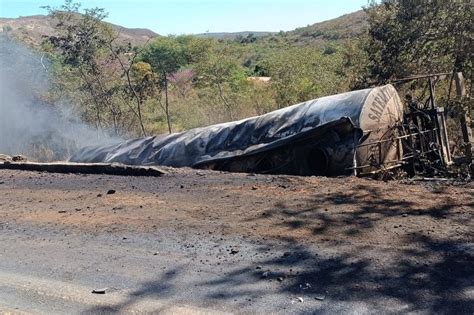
[0, 0, 368, 35]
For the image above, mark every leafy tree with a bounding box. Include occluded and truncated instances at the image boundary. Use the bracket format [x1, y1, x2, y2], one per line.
[175, 35, 213, 64]
[341, 39, 371, 90]
[193, 47, 247, 120]
[108, 43, 151, 136]
[43, 1, 114, 130]
[363, 0, 472, 84]
[43, 0, 149, 136]
[43, 0, 157, 135]
[262, 47, 345, 107]
[140, 37, 187, 133]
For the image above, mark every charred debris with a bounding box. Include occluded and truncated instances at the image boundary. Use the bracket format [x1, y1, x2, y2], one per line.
[385, 73, 472, 180]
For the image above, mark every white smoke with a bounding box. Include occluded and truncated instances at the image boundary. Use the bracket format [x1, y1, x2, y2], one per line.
[0, 35, 120, 161]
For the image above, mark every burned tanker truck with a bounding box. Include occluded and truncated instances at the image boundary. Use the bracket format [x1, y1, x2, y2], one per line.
[70, 83, 455, 177]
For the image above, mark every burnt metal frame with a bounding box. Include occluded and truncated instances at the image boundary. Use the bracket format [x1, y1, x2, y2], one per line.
[353, 74, 454, 175]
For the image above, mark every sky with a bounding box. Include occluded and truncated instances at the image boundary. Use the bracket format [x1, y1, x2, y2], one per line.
[0, 0, 368, 35]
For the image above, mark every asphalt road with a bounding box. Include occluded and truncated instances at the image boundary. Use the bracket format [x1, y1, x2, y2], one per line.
[0, 169, 473, 314]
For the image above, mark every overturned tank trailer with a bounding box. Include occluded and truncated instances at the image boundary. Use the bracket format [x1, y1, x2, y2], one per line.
[72, 84, 430, 176]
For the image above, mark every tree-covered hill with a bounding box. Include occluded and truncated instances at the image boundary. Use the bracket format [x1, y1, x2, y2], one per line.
[0, 10, 367, 47]
[284, 10, 367, 44]
[196, 31, 275, 40]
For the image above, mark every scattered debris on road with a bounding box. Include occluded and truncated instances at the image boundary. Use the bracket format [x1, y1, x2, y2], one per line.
[230, 247, 240, 255]
[91, 288, 107, 294]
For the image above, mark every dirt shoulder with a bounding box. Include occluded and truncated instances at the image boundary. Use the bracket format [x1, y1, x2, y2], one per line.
[0, 169, 472, 313]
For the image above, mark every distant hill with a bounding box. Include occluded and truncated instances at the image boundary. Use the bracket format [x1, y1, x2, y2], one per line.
[274, 10, 368, 45]
[0, 15, 158, 46]
[197, 11, 368, 47]
[0, 10, 367, 48]
[196, 31, 275, 40]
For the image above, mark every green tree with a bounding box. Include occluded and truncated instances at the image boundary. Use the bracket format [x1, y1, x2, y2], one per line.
[363, 0, 472, 84]
[43, 1, 114, 131]
[43, 0, 149, 136]
[140, 37, 187, 133]
[42, 0, 156, 135]
[193, 47, 247, 120]
[341, 39, 371, 90]
[262, 47, 345, 107]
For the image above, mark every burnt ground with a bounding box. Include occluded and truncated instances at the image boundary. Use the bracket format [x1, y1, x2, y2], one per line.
[0, 168, 472, 314]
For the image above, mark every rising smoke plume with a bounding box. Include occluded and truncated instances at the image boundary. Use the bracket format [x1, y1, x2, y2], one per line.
[0, 34, 120, 161]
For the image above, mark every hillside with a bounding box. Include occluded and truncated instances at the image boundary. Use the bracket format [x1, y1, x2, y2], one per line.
[278, 10, 368, 45]
[0, 15, 158, 46]
[0, 10, 367, 48]
[197, 11, 368, 46]
[196, 31, 275, 40]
